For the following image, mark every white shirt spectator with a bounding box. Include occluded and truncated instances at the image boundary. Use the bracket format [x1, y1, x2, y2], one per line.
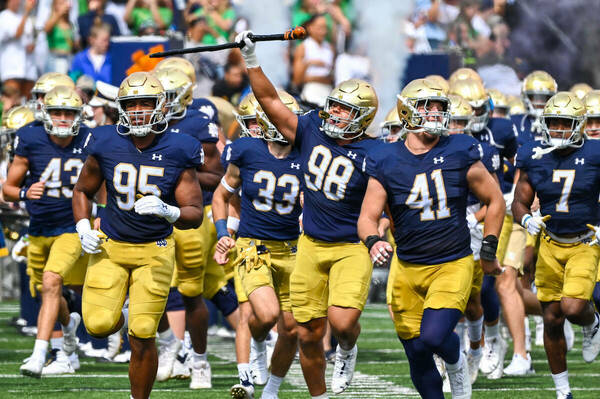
[303, 37, 334, 78]
[0, 8, 36, 82]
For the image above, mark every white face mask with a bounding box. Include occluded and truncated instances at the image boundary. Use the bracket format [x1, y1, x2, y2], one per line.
[549, 137, 568, 148]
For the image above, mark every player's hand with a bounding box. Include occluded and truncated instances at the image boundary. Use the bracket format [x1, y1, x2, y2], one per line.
[521, 214, 550, 235]
[214, 236, 236, 265]
[481, 258, 504, 276]
[235, 31, 259, 69]
[466, 213, 478, 231]
[26, 180, 46, 200]
[76, 219, 103, 254]
[587, 224, 600, 246]
[93, 217, 101, 230]
[370, 240, 393, 267]
[134, 195, 180, 223]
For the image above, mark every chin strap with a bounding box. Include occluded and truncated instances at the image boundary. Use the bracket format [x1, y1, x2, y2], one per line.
[531, 145, 558, 160]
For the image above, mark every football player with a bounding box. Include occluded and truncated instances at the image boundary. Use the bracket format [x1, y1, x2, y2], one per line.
[447, 94, 502, 384]
[72, 72, 204, 399]
[28, 72, 76, 121]
[570, 83, 593, 101]
[487, 89, 509, 119]
[358, 78, 505, 399]
[450, 76, 530, 378]
[213, 89, 303, 399]
[379, 106, 403, 143]
[512, 91, 600, 399]
[3, 86, 90, 377]
[236, 31, 379, 397]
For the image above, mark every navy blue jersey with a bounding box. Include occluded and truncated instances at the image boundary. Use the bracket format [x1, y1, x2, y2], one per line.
[14, 123, 91, 236]
[511, 114, 544, 147]
[366, 134, 482, 264]
[471, 117, 518, 161]
[467, 141, 501, 206]
[295, 110, 380, 243]
[85, 126, 204, 243]
[221, 143, 232, 170]
[502, 159, 515, 194]
[167, 108, 219, 206]
[225, 137, 302, 240]
[516, 140, 600, 235]
[189, 98, 219, 126]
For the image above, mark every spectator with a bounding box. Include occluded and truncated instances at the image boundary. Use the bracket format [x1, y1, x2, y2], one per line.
[44, 0, 78, 74]
[0, 85, 22, 120]
[185, 0, 236, 44]
[211, 63, 248, 105]
[0, 0, 38, 98]
[69, 24, 113, 84]
[448, 0, 493, 66]
[292, 0, 336, 44]
[292, 14, 334, 107]
[124, 0, 173, 36]
[78, 0, 121, 47]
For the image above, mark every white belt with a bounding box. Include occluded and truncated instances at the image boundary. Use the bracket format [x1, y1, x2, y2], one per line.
[545, 230, 593, 244]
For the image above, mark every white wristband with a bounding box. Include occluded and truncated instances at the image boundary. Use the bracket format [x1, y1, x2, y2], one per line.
[521, 214, 532, 228]
[227, 216, 240, 233]
[221, 177, 237, 193]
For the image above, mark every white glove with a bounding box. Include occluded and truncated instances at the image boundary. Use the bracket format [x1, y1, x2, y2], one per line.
[134, 195, 180, 223]
[235, 30, 258, 69]
[11, 235, 28, 263]
[466, 213, 479, 231]
[76, 219, 102, 254]
[587, 224, 600, 246]
[521, 213, 549, 235]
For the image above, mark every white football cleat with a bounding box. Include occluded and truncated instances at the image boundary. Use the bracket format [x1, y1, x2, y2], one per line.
[556, 391, 573, 399]
[156, 338, 181, 382]
[503, 353, 533, 376]
[467, 349, 482, 384]
[582, 315, 600, 363]
[171, 352, 191, 379]
[230, 381, 254, 398]
[20, 354, 44, 378]
[62, 312, 81, 355]
[331, 345, 358, 394]
[564, 320, 575, 352]
[105, 330, 123, 360]
[250, 338, 268, 386]
[434, 354, 451, 393]
[479, 335, 507, 377]
[190, 360, 212, 389]
[266, 331, 277, 370]
[69, 352, 80, 371]
[42, 349, 75, 375]
[446, 352, 471, 399]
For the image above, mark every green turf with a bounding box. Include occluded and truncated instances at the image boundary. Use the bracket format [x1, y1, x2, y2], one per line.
[1, 301, 600, 398]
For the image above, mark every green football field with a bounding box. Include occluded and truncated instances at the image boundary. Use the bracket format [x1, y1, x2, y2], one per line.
[1, 301, 600, 398]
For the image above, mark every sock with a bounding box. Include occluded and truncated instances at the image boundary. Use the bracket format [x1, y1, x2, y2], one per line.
[311, 394, 328, 399]
[466, 316, 483, 344]
[524, 317, 531, 336]
[455, 321, 466, 352]
[486, 322, 500, 339]
[551, 370, 570, 394]
[445, 352, 464, 372]
[192, 350, 207, 367]
[158, 328, 175, 346]
[50, 337, 64, 350]
[33, 339, 48, 358]
[338, 344, 355, 356]
[252, 337, 266, 352]
[177, 340, 186, 357]
[64, 314, 76, 331]
[263, 373, 283, 395]
[121, 308, 129, 331]
[468, 346, 482, 358]
[237, 363, 251, 384]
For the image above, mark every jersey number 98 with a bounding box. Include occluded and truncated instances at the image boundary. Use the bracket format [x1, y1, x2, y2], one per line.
[305, 145, 354, 201]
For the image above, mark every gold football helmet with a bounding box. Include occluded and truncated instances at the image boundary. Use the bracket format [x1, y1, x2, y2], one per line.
[257, 90, 302, 143]
[583, 90, 600, 138]
[541, 91, 586, 150]
[522, 70, 557, 118]
[425, 75, 450, 93]
[448, 68, 482, 86]
[153, 67, 193, 121]
[234, 93, 263, 138]
[206, 96, 238, 140]
[507, 95, 526, 116]
[28, 72, 75, 120]
[42, 86, 83, 137]
[321, 79, 378, 140]
[154, 57, 197, 85]
[116, 72, 167, 137]
[398, 77, 450, 136]
[570, 83, 593, 100]
[1, 106, 34, 150]
[447, 94, 473, 135]
[487, 88, 508, 118]
[449, 78, 489, 132]
[380, 106, 403, 142]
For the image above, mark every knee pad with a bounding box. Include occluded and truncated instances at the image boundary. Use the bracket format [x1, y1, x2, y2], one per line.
[83, 307, 119, 337]
[177, 279, 204, 298]
[129, 298, 168, 339]
[208, 281, 238, 317]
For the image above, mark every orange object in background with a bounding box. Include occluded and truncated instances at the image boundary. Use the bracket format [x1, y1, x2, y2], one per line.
[126, 44, 165, 75]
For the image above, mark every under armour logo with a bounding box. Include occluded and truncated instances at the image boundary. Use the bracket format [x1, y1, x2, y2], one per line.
[170, 128, 180, 133]
[575, 158, 585, 165]
[291, 163, 300, 170]
[433, 156, 444, 164]
[152, 153, 162, 161]
[347, 151, 357, 160]
[72, 148, 82, 154]
[156, 239, 167, 247]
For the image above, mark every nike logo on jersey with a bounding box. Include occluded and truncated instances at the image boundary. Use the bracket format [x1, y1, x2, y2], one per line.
[290, 163, 300, 169]
[152, 153, 162, 161]
[433, 156, 444, 164]
[575, 158, 585, 165]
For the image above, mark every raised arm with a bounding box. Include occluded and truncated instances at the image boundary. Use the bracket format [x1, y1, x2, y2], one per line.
[236, 31, 299, 144]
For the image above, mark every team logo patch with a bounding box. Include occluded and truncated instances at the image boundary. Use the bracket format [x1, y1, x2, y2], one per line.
[156, 239, 167, 247]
